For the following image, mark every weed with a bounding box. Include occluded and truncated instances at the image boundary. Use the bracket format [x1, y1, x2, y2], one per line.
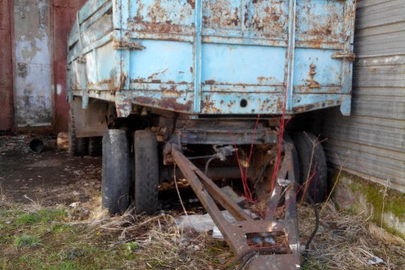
[14, 234, 41, 248]
[126, 241, 139, 252]
[51, 223, 71, 233]
[15, 209, 66, 225]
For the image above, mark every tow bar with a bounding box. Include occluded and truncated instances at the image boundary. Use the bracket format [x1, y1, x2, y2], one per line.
[168, 141, 301, 270]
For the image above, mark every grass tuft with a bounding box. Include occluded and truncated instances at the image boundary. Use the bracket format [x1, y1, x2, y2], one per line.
[15, 209, 67, 225]
[14, 234, 41, 248]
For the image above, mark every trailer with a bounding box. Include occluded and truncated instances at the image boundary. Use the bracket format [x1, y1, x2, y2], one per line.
[67, 0, 356, 268]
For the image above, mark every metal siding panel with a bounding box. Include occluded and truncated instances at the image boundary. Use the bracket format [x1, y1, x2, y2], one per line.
[322, 0, 405, 192]
[324, 119, 405, 152]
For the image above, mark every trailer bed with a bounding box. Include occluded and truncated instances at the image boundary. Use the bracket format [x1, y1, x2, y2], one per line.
[68, 0, 356, 117]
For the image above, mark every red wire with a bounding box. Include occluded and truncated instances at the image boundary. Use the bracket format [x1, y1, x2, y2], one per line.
[270, 86, 289, 191]
[235, 115, 261, 202]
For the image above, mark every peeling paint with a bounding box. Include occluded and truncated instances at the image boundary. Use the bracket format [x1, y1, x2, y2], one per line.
[14, 0, 52, 127]
[56, 84, 63, 95]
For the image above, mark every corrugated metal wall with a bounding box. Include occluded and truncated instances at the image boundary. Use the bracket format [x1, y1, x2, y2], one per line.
[322, 0, 405, 192]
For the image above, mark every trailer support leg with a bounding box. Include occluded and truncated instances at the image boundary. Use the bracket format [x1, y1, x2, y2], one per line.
[168, 142, 301, 270]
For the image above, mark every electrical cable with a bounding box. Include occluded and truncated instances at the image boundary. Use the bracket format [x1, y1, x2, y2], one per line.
[304, 196, 320, 253]
[204, 156, 216, 176]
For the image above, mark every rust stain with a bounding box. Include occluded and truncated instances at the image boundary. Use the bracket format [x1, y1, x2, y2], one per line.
[257, 76, 276, 84]
[146, 68, 168, 81]
[201, 96, 222, 113]
[161, 84, 181, 97]
[186, 0, 195, 8]
[87, 72, 125, 91]
[293, 104, 315, 113]
[203, 0, 240, 28]
[305, 64, 320, 89]
[135, 96, 192, 112]
[131, 78, 144, 83]
[250, 1, 286, 37]
[204, 80, 216, 85]
[298, 2, 343, 43]
[133, 21, 184, 33]
[132, 0, 193, 33]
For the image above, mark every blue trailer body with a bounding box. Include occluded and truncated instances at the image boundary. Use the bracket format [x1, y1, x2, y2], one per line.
[68, 0, 356, 118]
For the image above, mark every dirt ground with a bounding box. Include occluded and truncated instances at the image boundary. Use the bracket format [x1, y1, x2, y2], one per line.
[0, 135, 404, 270]
[0, 135, 101, 207]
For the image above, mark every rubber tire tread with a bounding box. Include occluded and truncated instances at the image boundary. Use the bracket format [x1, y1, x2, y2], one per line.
[89, 137, 102, 156]
[134, 130, 159, 214]
[102, 130, 131, 214]
[293, 132, 328, 203]
[68, 107, 88, 156]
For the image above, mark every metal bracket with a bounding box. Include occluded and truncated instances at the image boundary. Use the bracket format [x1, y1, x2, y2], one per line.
[169, 142, 301, 270]
[332, 51, 356, 61]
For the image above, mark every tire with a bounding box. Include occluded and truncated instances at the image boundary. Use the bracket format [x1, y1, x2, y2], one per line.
[89, 137, 102, 156]
[293, 132, 328, 203]
[134, 130, 159, 214]
[68, 107, 88, 156]
[102, 130, 131, 214]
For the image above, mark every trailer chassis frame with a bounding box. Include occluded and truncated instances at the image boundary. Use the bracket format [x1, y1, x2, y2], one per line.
[167, 140, 301, 270]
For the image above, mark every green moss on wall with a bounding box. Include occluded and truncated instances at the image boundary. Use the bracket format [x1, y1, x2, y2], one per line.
[330, 170, 405, 238]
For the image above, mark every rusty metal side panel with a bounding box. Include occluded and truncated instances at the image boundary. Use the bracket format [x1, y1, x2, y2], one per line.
[68, 0, 356, 117]
[13, 0, 53, 127]
[0, 0, 14, 131]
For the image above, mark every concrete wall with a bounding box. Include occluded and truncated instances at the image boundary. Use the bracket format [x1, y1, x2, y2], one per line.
[332, 170, 405, 238]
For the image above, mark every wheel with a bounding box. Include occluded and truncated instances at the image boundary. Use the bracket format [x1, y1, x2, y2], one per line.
[68, 107, 89, 156]
[102, 130, 131, 214]
[293, 132, 328, 203]
[89, 137, 102, 156]
[134, 130, 159, 214]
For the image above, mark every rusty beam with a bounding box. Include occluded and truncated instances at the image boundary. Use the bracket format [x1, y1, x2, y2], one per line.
[170, 141, 301, 269]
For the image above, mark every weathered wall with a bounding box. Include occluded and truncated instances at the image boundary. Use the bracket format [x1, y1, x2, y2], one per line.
[322, 0, 405, 192]
[332, 170, 405, 238]
[0, 0, 13, 131]
[13, 0, 53, 127]
[0, 0, 87, 132]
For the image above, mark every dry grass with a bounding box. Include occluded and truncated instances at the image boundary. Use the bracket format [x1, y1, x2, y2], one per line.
[71, 199, 405, 270]
[85, 208, 229, 270]
[299, 202, 405, 270]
